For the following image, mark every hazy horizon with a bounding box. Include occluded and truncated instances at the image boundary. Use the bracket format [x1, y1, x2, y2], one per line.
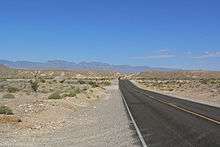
[1, 58, 220, 71]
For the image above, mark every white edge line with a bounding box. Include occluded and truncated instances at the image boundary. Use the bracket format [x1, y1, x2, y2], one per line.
[120, 89, 148, 147]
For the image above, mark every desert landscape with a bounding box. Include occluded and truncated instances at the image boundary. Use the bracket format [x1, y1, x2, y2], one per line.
[0, 65, 116, 139]
[1, 65, 220, 146]
[132, 71, 220, 107]
[1, 1, 220, 146]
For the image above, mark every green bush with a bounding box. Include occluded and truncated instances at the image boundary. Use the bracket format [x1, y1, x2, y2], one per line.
[63, 91, 76, 97]
[74, 87, 81, 94]
[82, 86, 88, 91]
[48, 92, 62, 99]
[63, 87, 81, 97]
[78, 80, 86, 84]
[0, 106, 13, 115]
[30, 80, 39, 92]
[88, 81, 99, 88]
[7, 87, 19, 93]
[0, 85, 4, 92]
[199, 79, 209, 84]
[0, 78, 7, 81]
[39, 77, 46, 83]
[102, 81, 111, 86]
[2, 93, 15, 99]
[59, 79, 65, 83]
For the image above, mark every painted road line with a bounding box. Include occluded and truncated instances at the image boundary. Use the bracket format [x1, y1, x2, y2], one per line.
[138, 90, 220, 125]
[120, 89, 148, 147]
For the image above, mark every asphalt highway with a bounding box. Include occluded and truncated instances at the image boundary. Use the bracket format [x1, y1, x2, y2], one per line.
[119, 80, 220, 147]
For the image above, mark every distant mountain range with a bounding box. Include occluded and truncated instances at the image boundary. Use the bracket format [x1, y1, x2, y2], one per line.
[0, 59, 175, 72]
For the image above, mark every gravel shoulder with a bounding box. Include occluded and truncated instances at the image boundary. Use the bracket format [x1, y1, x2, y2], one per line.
[0, 80, 139, 147]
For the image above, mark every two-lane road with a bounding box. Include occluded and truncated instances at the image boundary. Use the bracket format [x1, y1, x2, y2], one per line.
[119, 80, 220, 147]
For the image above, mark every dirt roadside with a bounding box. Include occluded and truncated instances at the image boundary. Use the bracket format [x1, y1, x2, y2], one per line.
[0, 80, 139, 147]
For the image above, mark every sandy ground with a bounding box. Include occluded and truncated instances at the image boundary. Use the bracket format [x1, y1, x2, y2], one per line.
[132, 80, 220, 108]
[0, 85, 105, 136]
[0, 80, 139, 147]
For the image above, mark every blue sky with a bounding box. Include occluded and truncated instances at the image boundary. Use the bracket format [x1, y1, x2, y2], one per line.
[0, 0, 220, 70]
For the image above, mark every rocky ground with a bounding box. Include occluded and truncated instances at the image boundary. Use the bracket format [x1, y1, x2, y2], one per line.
[0, 79, 139, 147]
[0, 76, 103, 142]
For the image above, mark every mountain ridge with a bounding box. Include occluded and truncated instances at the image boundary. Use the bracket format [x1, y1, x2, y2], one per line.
[0, 59, 175, 72]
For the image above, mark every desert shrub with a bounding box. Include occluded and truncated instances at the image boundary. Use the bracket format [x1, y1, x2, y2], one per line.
[48, 81, 53, 84]
[88, 81, 99, 88]
[59, 79, 65, 83]
[63, 87, 81, 98]
[0, 106, 13, 115]
[82, 86, 88, 91]
[209, 79, 219, 84]
[48, 91, 62, 99]
[0, 85, 4, 92]
[102, 81, 111, 86]
[52, 80, 57, 83]
[39, 77, 46, 83]
[63, 86, 81, 97]
[2, 93, 15, 99]
[74, 87, 81, 94]
[78, 80, 86, 84]
[67, 80, 76, 84]
[199, 79, 209, 84]
[0, 78, 7, 81]
[7, 87, 19, 93]
[30, 80, 39, 92]
[63, 91, 77, 97]
[63, 92, 76, 97]
[167, 88, 174, 91]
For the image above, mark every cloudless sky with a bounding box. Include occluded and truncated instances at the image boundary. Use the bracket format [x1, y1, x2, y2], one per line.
[0, 0, 220, 70]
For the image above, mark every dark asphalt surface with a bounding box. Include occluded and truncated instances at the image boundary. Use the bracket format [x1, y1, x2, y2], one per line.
[119, 80, 220, 147]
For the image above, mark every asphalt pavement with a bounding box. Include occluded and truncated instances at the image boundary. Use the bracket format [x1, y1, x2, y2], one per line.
[119, 80, 220, 147]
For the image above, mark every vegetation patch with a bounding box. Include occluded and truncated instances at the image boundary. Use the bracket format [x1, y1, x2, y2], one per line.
[2, 93, 15, 99]
[78, 80, 86, 84]
[30, 80, 39, 92]
[59, 79, 65, 83]
[0, 78, 7, 81]
[102, 81, 111, 86]
[39, 77, 46, 83]
[88, 81, 99, 88]
[0, 106, 13, 115]
[63, 87, 81, 97]
[7, 87, 19, 93]
[82, 86, 89, 91]
[48, 91, 62, 99]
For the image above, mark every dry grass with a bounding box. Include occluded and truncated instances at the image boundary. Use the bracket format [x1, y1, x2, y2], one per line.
[0, 115, 21, 123]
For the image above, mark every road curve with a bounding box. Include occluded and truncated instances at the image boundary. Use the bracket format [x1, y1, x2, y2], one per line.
[119, 80, 220, 147]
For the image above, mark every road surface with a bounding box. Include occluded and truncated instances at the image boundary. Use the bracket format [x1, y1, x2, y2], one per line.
[119, 80, 220, 147]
